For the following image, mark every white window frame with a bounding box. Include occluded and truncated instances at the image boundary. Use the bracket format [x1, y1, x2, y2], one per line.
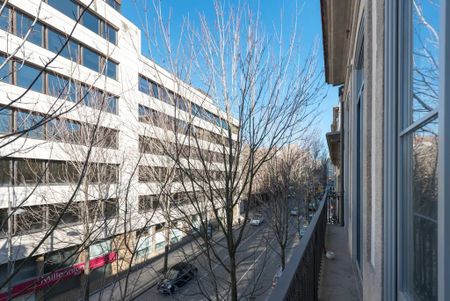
[438, 1, 450, 300]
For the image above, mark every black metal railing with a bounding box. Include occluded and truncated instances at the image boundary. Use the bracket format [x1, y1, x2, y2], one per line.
[267, 191, 327, 301]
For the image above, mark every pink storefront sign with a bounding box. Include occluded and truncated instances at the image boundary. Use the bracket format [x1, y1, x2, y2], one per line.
[0, 252, 117, 301]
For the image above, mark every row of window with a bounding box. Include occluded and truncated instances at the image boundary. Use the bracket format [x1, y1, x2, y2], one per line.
[138, 166, 225, 183]
[138, 104, 228, 146]
[139, 135, 224, 163]
[0, 107, 119, 148]
[0, 198, 117, 236]
[0, 54, 118, 113]
[104, 0, 121, 13]
[138, 190, 225, 214]
[138, 192, 199, 213]
[45, 0, 118, 45]
[0, 158, 119, 186]
[0, 5, 118, 79]
[138, 75, 239, 134]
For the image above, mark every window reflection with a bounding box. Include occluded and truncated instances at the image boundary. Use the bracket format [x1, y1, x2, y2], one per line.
[48, 0, 78, 20]
[16, 63, 43, 92]
[82, 10, 99, 34]
[16, 12, 43, 46]
[0, 6, 10, 32]
[412, 0, 440, 122]
[0, 107, 12, 134]
[407, 120, 438, 300]
[0, 55, 11, 83]
[82, 47, 100, 72]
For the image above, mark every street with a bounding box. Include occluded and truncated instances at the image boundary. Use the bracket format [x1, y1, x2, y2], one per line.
[133, 211, 304, 301]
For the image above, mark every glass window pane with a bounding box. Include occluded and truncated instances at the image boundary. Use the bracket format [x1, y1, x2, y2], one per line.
[47, 29, 64, 53]
[405, 120, 438, 300]
[48, 161, 66, 183]
[411, 0, 440, 122]
[15, 12, 43, 46]
[104, 23, 117, 44]
[151, 82, 159, 98]
[64, 120, 82, 143]
[66, 163, 80, 182]
[89, 240, 111, 259]
[105, 94, 117, 114]
[0, 107, 12, 134]
[48, 0, 78, 20]
[84, 88, 102, 108]
[103, 199, 117, 219]
[16, 63, 44, 93]
[14, 206, 44, 234]
[16, 159, 45, 184]
[0, 159, 12, 185]
[106, 59, 117, 79]
[0, 208, 8, 236]
[82, 47, 99, 72]
[16, 110, 45, 139]
[47, 118, 63, 141]
[48, 203, 81, 227]
[106, 0, 121, 12]
[0, 5, 10, 32]
[63, 40, 79, 62]
[47, 29, 77, 61]
[48, 73, 69, 98]
[82, 10, 99, 34]
[0, 54, 11, 83]
[138, 76, 149, 94]
[88, 200, 102, 221]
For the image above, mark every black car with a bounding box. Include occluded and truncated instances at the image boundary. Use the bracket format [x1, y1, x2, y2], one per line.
[157, 262, 198, 294]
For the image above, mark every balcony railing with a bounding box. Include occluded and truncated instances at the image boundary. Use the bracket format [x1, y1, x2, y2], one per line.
[267, 192, 327, 301]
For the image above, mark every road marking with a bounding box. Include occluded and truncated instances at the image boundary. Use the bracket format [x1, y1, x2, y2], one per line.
[200, 224, 267, 275]
[237, 236, 276, 284]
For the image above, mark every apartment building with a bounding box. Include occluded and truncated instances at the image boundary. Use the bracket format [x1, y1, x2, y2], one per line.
[0, 0, 238, 299]
[321, 0, 449, 300]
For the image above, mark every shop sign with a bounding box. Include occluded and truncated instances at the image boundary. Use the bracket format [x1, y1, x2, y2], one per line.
[0, 252, 117, 301]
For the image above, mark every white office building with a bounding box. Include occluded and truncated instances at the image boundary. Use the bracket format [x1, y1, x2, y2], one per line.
[0, 0, 238, 299]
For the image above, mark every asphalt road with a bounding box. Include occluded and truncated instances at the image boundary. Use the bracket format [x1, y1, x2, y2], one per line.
[134, 211, 304, 301]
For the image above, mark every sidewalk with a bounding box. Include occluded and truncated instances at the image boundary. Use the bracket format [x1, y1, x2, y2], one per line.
[89, 225, 237, 301]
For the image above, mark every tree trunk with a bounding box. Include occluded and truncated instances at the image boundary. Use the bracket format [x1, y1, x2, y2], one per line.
[281, 247, 286, 271]
[163, 244, 169, 273]
[229, 253, 238, 301]
[82, 248, 90, 301]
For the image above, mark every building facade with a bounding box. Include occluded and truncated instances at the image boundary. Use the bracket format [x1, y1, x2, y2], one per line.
[322, 0, 449, 300]
[0, 0, 238, 299]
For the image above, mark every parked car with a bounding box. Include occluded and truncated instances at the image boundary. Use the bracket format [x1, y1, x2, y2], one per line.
[250, 213, 264, 226]
[290, 209, 299, 216]
[157, 262, 198, 294]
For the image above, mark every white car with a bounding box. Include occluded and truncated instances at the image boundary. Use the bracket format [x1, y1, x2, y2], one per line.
[250, 214, 264, 226]
[290, 209, 299, 216]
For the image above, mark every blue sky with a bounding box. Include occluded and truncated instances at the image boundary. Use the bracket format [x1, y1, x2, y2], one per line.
[122, 1, 339, 141]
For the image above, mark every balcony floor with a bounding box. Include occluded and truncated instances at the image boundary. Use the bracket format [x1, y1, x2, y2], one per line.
[319, 224, 362, 301]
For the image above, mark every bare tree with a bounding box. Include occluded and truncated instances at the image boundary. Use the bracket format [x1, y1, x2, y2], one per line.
[131, 1, 326, 299]
[261, 146, 301, 271]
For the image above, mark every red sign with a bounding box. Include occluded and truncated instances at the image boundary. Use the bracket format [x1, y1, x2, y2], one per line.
[0, 252, 117, 301]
